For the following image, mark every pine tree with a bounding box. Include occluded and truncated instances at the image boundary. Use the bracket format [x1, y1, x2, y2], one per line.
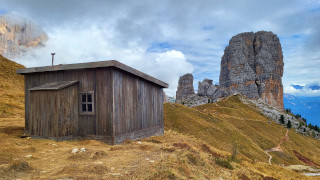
[287, 120, 292, 129]
[279, 115, 285, 124]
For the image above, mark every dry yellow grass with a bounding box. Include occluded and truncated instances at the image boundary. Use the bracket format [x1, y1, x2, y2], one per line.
[0, 55, 25, 118]
[0, 117, 310, 180]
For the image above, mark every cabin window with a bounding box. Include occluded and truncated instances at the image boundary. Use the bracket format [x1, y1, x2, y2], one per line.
[79, 91, 94, 115]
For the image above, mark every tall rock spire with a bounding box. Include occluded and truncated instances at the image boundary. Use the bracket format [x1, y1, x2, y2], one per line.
[219, 31, 284, 109]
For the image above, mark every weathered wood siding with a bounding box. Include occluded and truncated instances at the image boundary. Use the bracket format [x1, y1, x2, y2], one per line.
[30, 90, 59, 137]
[113, 69, 163, 137]
[24, 66, 164, 143]
[29, 84, 78, 138]
[59, 85, 79, 137]
[95, 68, 113, 137]
[25, 68, 114, 137]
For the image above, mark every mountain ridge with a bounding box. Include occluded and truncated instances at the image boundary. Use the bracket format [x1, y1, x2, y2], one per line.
[0, 13, 48, 59]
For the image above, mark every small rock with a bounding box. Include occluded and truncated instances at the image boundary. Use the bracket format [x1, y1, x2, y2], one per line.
[110, 167, 115, 171]
[80, 147, 86, 152]
[93, 161, 103, 165]
[52, 144, 57, 146]
[0, 164, 10, 169]
[150, 160, 155, 163]
[109, 173, 122, 176]
[137, 141, 142, 144]
[71, 148, 79, 154]
[145, 158, 150, 161]
[25, 155, 32, 158]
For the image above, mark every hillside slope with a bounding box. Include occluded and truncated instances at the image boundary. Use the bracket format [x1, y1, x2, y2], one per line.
[0, 55, 25, 118]
[164, 95, 320, 166]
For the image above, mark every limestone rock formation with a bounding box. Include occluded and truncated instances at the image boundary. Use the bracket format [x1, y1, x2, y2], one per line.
[176, 73, 195, 101]
[219, 31, 284, 109]
[198, 79, 219, 97]
[175, 73, 209, 106]
[0, 13, 48, 59]
[176, 94, 208, 107]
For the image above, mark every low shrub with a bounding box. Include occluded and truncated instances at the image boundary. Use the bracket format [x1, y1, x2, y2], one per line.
[215, 158, 233, 170]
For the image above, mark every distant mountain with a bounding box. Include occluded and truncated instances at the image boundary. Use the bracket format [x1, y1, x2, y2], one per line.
[283, 93, 320, 126]
[0, 13, 48, 59]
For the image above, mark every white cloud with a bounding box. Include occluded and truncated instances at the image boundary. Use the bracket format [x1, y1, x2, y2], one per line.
[283, 81, 320, 96]
[13, 24, 192, 96]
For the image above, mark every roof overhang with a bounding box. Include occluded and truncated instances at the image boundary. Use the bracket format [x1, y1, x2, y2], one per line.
[28, 81, 79, 91]
[17, 60, 168, 88]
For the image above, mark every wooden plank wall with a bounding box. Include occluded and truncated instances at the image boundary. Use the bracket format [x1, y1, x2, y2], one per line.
[95, 68, 113, 136]
[113, 69, 163, 136]
[30, 85, 79, 138]
[24, 68, 113, 137]
[58, 85, 78, 137]
[30, 90, 59, 137]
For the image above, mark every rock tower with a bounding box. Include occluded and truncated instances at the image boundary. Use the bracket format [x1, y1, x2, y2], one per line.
[176, 73, 195, 101]
[219, 31, 284, 109]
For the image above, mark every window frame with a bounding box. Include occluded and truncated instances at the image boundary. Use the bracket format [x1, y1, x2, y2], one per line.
[79, 91, 95, 115]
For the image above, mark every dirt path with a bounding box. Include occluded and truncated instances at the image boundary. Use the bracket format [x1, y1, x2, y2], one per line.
[264, 129, 289, 165]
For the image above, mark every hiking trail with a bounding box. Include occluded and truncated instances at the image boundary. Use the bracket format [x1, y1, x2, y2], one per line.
[264, 129, 289, 165]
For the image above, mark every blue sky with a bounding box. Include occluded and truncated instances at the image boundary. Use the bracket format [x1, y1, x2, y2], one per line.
[1, 0, 320, 97]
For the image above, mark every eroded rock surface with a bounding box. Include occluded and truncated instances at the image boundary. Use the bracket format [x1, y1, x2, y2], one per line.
[219, 31, 284, 109]
[176, 73, 195, 101]
[198, 79, 219, 97]
[0, 13, 48, 59]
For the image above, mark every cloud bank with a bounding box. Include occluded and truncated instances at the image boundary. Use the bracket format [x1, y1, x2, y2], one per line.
[1, 0, 320, 96]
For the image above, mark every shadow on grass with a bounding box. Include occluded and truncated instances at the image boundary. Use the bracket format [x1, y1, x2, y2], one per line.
[0, 126, 24, 136]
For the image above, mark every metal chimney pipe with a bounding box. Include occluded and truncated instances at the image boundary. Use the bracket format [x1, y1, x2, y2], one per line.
[51, 53, 55, 66]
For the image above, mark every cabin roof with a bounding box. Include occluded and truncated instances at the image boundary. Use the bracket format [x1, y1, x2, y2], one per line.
[17, 60, 168, 88]
[28, 81, 79, 91]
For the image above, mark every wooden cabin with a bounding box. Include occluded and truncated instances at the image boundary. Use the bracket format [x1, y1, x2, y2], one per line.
[17, 60, 168, 144]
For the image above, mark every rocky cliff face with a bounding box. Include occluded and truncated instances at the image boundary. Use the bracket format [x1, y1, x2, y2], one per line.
[175, 31, 284, 110]
[198, 79, 219, 97]
[175, 73, 209, 107]
[219, 31, 284, 109]
[176, 73, 195, 101]
[0, 13, 48, 59]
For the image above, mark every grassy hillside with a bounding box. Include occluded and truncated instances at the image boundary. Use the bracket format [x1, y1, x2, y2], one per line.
[164, 95, 320, 166]
[0, 118, 308, 179]
[0, 55, 25, 118]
